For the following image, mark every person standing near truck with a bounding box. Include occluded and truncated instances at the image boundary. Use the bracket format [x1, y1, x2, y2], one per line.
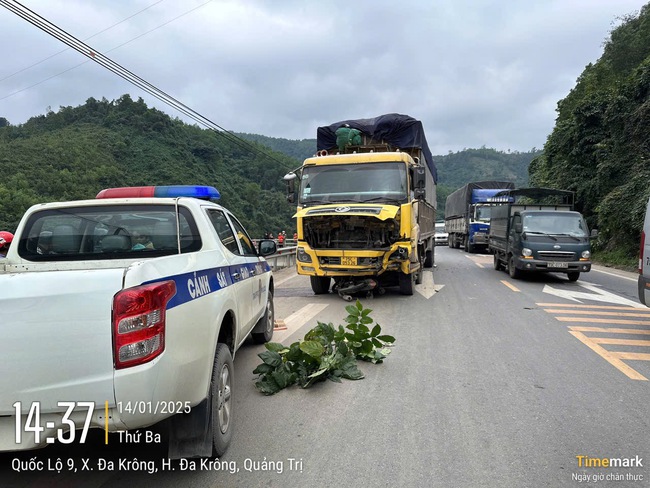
[0, 231, 13, 258]
[278, 231, 285, 247]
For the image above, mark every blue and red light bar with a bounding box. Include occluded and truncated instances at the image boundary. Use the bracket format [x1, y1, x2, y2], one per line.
[96, 185, 220, 200]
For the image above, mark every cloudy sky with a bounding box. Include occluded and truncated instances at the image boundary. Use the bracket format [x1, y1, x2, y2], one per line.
[1, 0, 647, 155]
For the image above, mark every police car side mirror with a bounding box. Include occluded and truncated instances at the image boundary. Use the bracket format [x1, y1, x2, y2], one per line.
[258, 239, 277, 257]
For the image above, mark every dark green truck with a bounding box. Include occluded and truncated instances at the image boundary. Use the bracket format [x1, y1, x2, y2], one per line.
[489, 188, 592, 281]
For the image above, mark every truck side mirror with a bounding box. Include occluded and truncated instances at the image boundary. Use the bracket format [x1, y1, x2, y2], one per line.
[413, 167, 426, 200]
[590, 228, 599, 238]
[514, 223, 523, 233]
[283, 173, 298, 203]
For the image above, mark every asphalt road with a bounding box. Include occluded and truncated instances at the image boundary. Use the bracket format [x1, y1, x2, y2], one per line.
[2, 246, 649, 487]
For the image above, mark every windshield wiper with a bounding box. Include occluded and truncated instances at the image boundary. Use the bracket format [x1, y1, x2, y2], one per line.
[549, 233, 582, 241]
[360, 196, 404, 205]
[301, 199, 329, 206]
[524, 231, 557, 241]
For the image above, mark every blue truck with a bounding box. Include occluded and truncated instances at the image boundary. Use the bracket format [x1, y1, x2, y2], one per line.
[444, 181, 515, 252]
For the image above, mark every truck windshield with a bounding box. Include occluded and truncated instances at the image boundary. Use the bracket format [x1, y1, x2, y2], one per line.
[522, 213, 589, 237]
[474, 205, 494, 222]
[299, 162, 408, 205]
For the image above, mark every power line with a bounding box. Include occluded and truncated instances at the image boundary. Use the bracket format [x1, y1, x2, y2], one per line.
[0, 0, 165, 83]
[0, 0, 288, 166]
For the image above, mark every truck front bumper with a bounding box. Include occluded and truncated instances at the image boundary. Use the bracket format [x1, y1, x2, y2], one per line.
[515, 257, 591, 273]
[296, 243, 413, 277]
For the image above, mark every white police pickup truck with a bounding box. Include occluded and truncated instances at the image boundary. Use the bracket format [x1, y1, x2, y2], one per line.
[0, 185, 276, 459]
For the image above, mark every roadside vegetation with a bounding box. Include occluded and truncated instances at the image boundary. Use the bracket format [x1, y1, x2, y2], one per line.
[253, 300, 395, 395]
[529, 4, 650, 265]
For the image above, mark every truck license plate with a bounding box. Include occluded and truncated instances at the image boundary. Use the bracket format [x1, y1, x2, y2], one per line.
[549, 261, 568, 269]
[342, 257, 356, 266]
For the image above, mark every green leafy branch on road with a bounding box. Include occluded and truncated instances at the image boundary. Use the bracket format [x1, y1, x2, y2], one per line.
[253, 300, 395, 395]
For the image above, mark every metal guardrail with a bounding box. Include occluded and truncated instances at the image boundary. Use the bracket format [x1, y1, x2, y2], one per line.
[265, 245, 296, 270]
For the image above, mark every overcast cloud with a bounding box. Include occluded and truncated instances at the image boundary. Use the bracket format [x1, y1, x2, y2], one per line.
[1, 0, 646, 154]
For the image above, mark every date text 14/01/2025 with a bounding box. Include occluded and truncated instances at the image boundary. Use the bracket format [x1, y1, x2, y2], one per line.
[12, 401, 192, 445]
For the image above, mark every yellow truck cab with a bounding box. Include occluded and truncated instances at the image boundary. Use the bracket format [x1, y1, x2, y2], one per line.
[285, 114, 437, 299]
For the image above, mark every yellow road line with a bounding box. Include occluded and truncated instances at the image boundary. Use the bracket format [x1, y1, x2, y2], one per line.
[544, 309, 650, 317]
[557, 317, 650, 325]
[568, 329, 648, 381]
[612, 352, 650, 361]
[537, 303, 647, 311]
[567, 326, 650, 335]
[591, 337, 650, 347]
[501, 280, 520, 292]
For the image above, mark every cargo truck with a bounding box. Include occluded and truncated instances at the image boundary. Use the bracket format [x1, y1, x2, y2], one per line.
[284, 113, 436, 298]
[489, 188, 592, 281]
[445, 181, 515, 252]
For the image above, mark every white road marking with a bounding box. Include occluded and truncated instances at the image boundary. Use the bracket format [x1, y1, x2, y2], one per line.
[416, 270, 444, 299]
[542, 282, 645, 308]
[273, 302, 329, 342]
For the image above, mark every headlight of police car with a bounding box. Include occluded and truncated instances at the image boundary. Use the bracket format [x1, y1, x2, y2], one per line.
[581, 250, 591, 259]
[522, 248, 533, 258]
[297, 247, 312, 263]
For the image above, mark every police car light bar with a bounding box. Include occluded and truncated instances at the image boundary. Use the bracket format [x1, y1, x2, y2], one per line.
[96, 185, 220, 200]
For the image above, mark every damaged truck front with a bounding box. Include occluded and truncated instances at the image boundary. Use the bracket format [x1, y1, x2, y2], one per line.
[285, 114, 437, 298]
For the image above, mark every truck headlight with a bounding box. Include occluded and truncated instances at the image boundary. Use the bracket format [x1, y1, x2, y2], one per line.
[522, 248, 533, 258]
[297, 247, 312, 263]
[581, 250, 591, 259]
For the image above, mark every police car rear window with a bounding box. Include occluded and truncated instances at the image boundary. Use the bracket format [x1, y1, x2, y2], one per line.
[17, 204, 201, 261]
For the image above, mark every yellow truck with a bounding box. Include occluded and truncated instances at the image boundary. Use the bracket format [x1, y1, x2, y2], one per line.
[284, 114, 437, 299]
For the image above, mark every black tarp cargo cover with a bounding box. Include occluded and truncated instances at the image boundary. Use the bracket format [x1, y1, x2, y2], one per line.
[316, 113, 437, 182]
[445, 181, 515, 219]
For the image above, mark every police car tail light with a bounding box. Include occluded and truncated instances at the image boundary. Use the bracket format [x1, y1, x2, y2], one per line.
[113, 281, 176, 369]
[96, 185, 220, 200]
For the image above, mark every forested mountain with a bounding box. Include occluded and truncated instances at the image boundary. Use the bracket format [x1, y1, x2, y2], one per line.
[237, 133, 539, 213]
[236, 133, 316, 162]
[0, 95, 297, 237]
[0, 94, 557, 244]
[530, 3, 650, 259]
[433, 147, 539, 215]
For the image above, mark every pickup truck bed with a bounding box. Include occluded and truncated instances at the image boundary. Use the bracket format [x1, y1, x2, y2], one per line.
[0, 187, 276, 458]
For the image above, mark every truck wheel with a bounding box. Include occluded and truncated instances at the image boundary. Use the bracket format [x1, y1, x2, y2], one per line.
[252, 289, 274, 344]
[567, 272, 580, 282]
[467, 242, 474, 253]
[310, 276, 331, 294]
[399, 272, 414, 295]
[493, 254, 503, 271]
[508, 255, 521, 279]
[211, 343, 234, 457]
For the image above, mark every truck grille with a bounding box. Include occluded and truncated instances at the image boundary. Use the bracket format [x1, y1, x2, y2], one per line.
[306, 206, 382, 216]
[538, 251, 575, 260]
[320, 257, 341, 265]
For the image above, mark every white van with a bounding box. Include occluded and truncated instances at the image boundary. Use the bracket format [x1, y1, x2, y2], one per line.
[638, 196, 650, 306]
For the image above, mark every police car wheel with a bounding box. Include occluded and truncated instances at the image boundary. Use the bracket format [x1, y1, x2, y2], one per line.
[211, 343, 234, 457]
[252, 290, 274, 344]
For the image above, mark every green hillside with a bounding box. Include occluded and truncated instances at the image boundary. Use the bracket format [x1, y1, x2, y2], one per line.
[434, 147, 539, 215]
[237, 134, 540, 214]
[529, 3, 650, 262]
[0, 95, 297, 238]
